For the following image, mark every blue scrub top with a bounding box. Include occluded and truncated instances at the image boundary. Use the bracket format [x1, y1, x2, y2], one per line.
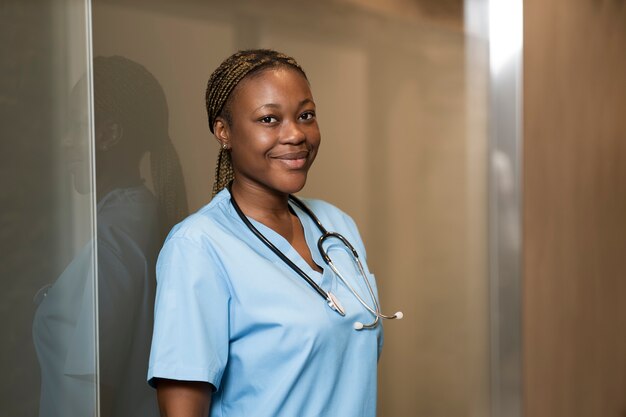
[148, 188, 383, 417]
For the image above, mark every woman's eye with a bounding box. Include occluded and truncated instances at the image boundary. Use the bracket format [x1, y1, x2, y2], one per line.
[300, 111, 316, 121]
[260, 116, 278, 124]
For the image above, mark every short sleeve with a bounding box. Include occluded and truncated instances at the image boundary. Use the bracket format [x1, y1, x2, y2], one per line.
[62, 243, 96, 377]
[147, 236, 231, 390]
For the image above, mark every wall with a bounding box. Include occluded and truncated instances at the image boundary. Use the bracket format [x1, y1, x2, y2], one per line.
[524, 1, 626, 416]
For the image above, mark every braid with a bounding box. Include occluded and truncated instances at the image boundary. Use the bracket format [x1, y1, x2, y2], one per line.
[94, 56, 188, 240]
[205, 49, 307, 197]
[151, 137, 188, 240]
[211, 148, 234, 197]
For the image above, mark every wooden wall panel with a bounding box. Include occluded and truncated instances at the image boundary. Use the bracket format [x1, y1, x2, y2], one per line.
[523, 1, 626, 416]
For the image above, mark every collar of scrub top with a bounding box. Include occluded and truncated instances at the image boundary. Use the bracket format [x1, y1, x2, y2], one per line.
[227, 183, 403, 330]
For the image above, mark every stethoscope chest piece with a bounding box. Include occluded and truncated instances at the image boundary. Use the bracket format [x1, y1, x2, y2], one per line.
[327, 291, 346, 316]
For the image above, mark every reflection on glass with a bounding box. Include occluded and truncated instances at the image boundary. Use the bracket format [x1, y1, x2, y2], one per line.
[30, 72, 95, 412]
[32, 55, 187, 417]
[93, 55, 187, 417]
[32, 239, 97, 417]
[2, 1, 99, 416]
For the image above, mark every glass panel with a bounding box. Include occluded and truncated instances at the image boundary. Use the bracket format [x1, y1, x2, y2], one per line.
[91, 1, 491, 416]
[0, 1, 98, 416]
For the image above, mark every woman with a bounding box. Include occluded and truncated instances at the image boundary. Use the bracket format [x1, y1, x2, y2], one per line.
[148, 49, 399, 417]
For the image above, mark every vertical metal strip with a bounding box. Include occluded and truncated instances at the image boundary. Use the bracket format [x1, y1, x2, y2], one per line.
[488, 0, 524, 416]
[83, 0, 99, 415]
[464, 2, 491, 415]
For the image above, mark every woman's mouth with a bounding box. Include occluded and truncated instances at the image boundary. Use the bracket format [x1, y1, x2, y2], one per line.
[272, 151, 309, 169]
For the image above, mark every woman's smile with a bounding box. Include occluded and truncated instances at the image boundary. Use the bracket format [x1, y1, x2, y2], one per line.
[270, 150, 310, 169]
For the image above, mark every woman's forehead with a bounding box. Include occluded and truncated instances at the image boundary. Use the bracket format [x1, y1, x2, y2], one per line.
[231, 67, 313, 110]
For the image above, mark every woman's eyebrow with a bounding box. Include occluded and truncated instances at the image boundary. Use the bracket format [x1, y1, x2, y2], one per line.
[253, 103, 280, 112]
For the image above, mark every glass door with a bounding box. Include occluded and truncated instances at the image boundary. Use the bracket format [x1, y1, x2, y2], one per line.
[0, 1, 99, 416]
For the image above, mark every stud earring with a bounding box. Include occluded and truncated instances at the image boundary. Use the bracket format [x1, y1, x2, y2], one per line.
[222, 143, 228, 150]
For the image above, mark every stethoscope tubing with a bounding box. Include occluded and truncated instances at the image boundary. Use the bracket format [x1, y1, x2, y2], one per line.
[229, 187, 401, 328]
[229, 194, 329, 301]
[289, 197, 392, 321]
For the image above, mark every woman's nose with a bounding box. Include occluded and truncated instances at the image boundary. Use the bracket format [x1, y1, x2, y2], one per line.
[280, 120, 306, 144]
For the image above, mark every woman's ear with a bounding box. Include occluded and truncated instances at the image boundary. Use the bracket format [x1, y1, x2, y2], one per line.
[213, 117, 230, 150]
[96, 120, 123, 151]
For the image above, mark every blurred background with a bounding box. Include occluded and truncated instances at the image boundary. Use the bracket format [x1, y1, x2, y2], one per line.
[1, 0, 624, 416]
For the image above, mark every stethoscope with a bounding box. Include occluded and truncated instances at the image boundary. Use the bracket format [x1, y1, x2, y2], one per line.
[229, 188, 403, 330]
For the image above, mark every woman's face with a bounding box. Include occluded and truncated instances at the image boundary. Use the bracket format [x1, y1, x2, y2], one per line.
[64, 80, 91, 194]
[221, 66, 320, 195]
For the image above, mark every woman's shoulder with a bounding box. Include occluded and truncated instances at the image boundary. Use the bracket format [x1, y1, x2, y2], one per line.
[163, 189, 234, 245]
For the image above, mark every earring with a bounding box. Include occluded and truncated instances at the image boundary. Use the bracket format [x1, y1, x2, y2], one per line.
[222, 142, 228, 150]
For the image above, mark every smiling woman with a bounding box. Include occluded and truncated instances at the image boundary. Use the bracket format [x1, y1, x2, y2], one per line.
[146, 49, 394, 417]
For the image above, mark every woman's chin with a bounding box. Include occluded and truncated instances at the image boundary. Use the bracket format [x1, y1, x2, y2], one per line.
[276, 173, 309, 195]
[72, 176, 93, 195]
[233, 172, 309, 196]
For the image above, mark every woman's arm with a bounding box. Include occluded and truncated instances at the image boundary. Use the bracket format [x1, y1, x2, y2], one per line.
[156, 379, 212, 417]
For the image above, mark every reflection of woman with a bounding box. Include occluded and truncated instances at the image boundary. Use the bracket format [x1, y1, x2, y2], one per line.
[148, 50, 385, 417]
[33, 56, 187, 417]
[92, 56, 188, 417]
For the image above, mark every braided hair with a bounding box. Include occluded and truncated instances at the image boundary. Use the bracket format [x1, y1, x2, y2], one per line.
[94, 56, 188, 241]
[205, 49, 308, 197]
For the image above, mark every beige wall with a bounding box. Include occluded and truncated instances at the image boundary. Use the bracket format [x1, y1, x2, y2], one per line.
[524, 0, 626, 416]
[93, 1, 489, 415]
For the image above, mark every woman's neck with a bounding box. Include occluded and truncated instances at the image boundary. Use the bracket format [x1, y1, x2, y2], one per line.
[96, 166, 143, 202]
[230, 179, 321, 273]
[230, 178, 293, 225]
